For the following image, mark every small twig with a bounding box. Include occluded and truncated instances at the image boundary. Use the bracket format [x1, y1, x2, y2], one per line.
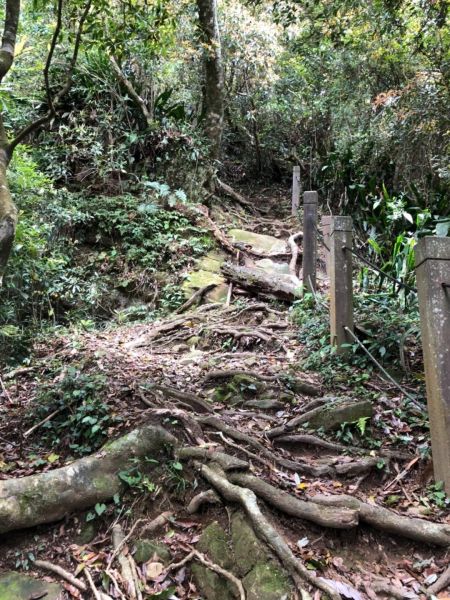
[33, 559, 87, 592]
[84, 567, 102, 600]
[185, 545, 246, 600]
[23, 407, 64, 438]
[383, 456, 420, 491]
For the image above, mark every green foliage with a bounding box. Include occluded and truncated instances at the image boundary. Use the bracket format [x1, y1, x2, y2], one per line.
[32, 367, 118, 455]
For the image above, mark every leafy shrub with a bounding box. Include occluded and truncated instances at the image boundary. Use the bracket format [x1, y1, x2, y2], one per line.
[32, 367, 118, 456]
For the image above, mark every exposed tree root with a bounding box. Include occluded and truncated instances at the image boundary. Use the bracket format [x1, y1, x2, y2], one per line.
[178, 446, 249, 471]
[428, 563, 450, 595]
[203, 368, 320, 396]
[0, 425, 175, 533]
[228, 472, 358, 529]
[311, 493, 450, 546]
[148, 383, 213, 413]
[197, 415, 379, 478]
[288, 231, 303, 282]
[187, 489, 222, 514]
[274, 433, 412, 461]
[175, 283, 217, 313]
[266, 398, 374, 438]
[196, 462, 342, 600]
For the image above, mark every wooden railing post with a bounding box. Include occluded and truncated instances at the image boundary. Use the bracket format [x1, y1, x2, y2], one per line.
[302, 191, 318, 293]
[291, 165, 301, 216]
[329, 216, 354, 353]
[321, 215, 331, 275]
[415, 237, 450, 492]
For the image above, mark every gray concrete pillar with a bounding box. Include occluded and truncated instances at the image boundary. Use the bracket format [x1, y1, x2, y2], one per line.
[302, 191, 318, 293]
[330, 216, 354, 353]
[415, 236, 450, 492]
[291, 166, 300, 216]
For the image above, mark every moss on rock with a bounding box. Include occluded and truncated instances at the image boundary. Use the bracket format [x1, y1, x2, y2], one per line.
[231, 511, 266, 576]
[0, 572, 62, 600]
[243, 562, 291, 600]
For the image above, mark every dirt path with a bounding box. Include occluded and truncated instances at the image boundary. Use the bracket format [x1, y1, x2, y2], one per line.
[0, 194, 449, 599]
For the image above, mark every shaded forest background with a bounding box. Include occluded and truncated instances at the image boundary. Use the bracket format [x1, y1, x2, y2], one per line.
[0, 0, 449, 363]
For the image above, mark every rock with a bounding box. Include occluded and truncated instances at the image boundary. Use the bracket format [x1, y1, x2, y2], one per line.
[197, 522, 233, 569]
[134, 539, 172, 564]
[305, 397, 374, 431]
[197, 251, 226, 273]
[254, 258, 290, 275]
[243, 562, 291, 600]
[182, 270, 228, 302]
[182, 250, 229, 303]
[191, 563, 235, 600]
[192, 522, 235, 600]
[0, 572, 63, 600]
[244, 399, 284, 410]
[231, 511, 266, 576]
[75, 519, 98, 545]
[228, 229, 287, 255]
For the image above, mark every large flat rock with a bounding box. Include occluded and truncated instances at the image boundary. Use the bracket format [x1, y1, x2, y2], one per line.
[0, 571, 63, 600]
[228, 229, 287, 255]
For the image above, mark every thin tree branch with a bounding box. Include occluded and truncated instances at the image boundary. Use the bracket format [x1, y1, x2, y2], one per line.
[8, 0, 92, 154]
[44, 0, 64, 115]
[108, 54, 152, 126]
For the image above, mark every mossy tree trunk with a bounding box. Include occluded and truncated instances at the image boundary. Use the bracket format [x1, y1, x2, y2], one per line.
[196, 0, 224, 168]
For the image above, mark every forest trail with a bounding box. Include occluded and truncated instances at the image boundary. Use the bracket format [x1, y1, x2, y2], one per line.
[1, 191, 449, 600]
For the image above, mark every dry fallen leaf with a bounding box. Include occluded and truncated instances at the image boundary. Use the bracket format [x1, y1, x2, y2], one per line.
[145, 561, 164, 581]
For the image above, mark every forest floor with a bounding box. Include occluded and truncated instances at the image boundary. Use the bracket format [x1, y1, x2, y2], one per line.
[0, 187, 449, 600]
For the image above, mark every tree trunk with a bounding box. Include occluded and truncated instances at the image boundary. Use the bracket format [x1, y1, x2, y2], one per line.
[196, 0, 224, 165]
[221, 263, 301, 301]
[0, 146, 16, 285]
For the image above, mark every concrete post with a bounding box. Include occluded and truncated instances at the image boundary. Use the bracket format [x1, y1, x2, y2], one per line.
[415, 237, 450, 492]
[321, 215, 332, 275]
[329, 216, 354, 353]
[302, 191, 318, 293]
[291, 166, 301, 216]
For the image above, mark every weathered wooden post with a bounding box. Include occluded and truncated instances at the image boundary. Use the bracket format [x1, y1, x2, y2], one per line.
[302, 191, 318, 293]
[415, 237, 450, 492]
[329, 216, 354, 353]
[291, 165, 301, 216]
[321, 215, 332, 275]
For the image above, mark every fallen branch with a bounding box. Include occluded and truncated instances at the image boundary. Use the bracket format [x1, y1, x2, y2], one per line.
[216, 178, 254, 209]
[196, 462, 341, 600]
[221, 263, 301, 301]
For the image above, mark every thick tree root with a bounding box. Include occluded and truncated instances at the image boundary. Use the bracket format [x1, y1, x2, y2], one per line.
[0, 425, 175, 534]
[196, 462, 342, 600]
[197, 416, 379, 478]
[311, 493, 450, 546]
[228, 473, 358, 529]
[203, 368, 320, 396]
